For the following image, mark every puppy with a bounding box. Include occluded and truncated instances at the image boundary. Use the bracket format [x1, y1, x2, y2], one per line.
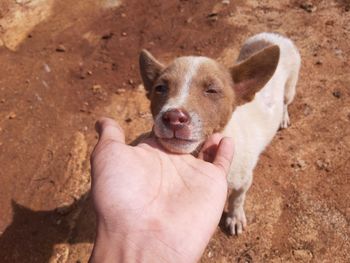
[139, 32, 301, 235]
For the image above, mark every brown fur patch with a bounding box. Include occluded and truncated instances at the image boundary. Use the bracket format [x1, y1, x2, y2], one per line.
[237, 39, 272, 62]
[231, 45, 280, 104]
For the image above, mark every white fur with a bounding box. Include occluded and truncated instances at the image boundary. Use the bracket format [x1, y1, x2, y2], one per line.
[162, 57, 207, 111]
[223, 33, 301, 235]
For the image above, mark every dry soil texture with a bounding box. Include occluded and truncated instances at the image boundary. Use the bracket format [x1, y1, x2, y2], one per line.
[0, 0, 349, 262]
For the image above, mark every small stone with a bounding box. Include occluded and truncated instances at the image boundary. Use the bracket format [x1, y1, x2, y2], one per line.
[56, 44, 66, 52]
[116, 88, 126, 94]
[125, 117, 132, 123]
[292, 158, 307, 171]
[102, 33, 113, 39]
[43, 63, 51, 73]
[303, 104, 312, 116]
[87, 70, 93, 75]
[332, 90, 341, 98]
[8, 112, 16, 119]
[121, 32, 127, 36]
[121, 13, 126, 18]
[315, 60, 322, 65]
[92, 84, 102, 94]
[0, 99, 5, 103]
[316, 159, 330, 172]
[300, 2, 317, 13]
[208, 251, 213, 258]
[128, 79, 134, 85]
[186, 17, 193, 24]
[207, 13, 219, 22]
[222, 0, 230, 4]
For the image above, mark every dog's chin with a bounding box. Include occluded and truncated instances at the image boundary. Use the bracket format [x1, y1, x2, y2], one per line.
[157, 137, 201, 154]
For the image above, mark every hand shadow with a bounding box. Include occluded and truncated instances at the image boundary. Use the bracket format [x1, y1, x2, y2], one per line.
[0, 192, 95, 263]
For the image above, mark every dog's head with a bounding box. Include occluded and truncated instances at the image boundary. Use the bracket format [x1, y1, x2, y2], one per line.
[139, 45, 279, 153]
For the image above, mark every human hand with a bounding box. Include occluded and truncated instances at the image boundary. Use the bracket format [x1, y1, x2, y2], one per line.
[89, 118, 234, 263]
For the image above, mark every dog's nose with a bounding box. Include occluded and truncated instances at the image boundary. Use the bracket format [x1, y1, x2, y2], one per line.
[162, 109, 190, 130]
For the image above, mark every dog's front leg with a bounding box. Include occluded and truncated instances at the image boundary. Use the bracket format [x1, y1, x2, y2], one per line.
[226, 173, 252, 235]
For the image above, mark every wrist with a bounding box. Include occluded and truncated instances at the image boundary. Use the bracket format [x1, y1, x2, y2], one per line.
[89, 220, 198, 263]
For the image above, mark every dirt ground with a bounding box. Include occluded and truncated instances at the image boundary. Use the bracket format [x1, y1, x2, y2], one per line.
[0, 0, 349, 262]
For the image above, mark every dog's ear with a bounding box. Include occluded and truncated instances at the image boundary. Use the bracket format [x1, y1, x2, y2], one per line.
[139, 49, 165, 98]
[230, 45, 280, 105]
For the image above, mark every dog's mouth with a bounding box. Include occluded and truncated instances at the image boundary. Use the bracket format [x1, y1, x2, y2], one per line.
[154, 132, 202, 154]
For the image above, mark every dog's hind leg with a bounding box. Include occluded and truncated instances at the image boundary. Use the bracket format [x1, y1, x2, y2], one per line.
[280, 55, 300, 129]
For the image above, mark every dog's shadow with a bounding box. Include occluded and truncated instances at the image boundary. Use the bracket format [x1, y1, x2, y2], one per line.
[0, 193, 95, 263]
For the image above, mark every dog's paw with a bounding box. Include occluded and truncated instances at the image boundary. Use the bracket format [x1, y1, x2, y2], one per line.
[280, 105, 290, 129]
[225, 208, 247, 235]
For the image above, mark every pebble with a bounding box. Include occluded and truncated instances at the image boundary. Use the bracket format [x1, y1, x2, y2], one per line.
[291, 158, 307, 171]
[56, 44, 66, 52]
[116, 88, 126, 94]
[43, 63, 51, 73]
[125, 117, 132, 123]
[303, 104, 312, 116]
[121, 32, 127, 36]
[207, 13, 219, 22]
[102, 32, 113, 40]
[316, 159, 330, 172]
[222, 0, 230, 4]
[8, 112, 16, 119]
[332, 90, 341, 98]
[300, 2, 317, 13]
[92, 84, 102, 94]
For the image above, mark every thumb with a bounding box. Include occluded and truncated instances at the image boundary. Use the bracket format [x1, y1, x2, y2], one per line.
[212, 137, 234, 175]
[95, 117, 125, 144]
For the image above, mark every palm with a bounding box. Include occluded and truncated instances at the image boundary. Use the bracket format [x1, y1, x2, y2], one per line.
[90, 118, 233, 263]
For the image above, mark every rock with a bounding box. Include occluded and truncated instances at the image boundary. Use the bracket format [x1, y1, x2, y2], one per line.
[92, 84, 102, 94]
[332, 90, 341, 98]
[116, 88, 126, 94]
[222, 0, 230, 4]
[207, 13, 219, 22]
[300, 3, 317, 13]
[121, 32, 127, 36]
[55, 44, 66, 52]
[43, 63, 51, 73]
[303, 104, 312, 116]
[291, 158, 307, 171]
[8, 112, 16, 119]
[125, 117, 132, 123]
[101, 32, 113, 39]
[316, 159, 330, 172]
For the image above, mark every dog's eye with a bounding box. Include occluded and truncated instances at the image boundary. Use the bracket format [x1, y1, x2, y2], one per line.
[205, 88, 218, 94]
[154, 84, 168, 94]
[205, 84, 219, 94]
